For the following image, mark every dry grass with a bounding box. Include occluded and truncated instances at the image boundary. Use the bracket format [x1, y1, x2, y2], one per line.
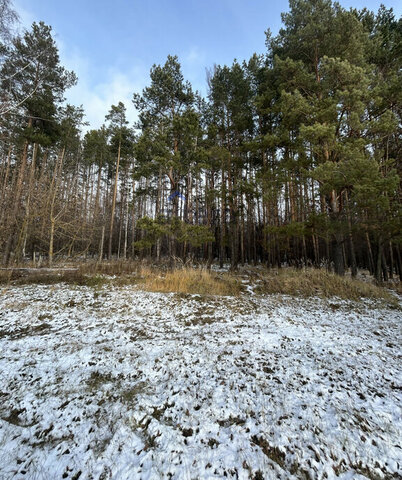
[0, 259, 146, 286]
[0, 263, 399, 306]
[0, 264, 241, 296]
[0, 270, 13, 284]
[254, 268, 399, 306]
[384, 280, 402, 296]
[78, 260, 142, 276]
[0, 268, 108, 287]
[139, 267, 241, 296]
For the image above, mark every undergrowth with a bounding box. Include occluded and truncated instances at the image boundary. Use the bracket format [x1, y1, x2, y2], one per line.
[254, 268, 399, 306]
[139, 267, 241, 296]
[0, 269, 109, 287]
[78, 260, 141, 276]
[0, 263, 399, 306]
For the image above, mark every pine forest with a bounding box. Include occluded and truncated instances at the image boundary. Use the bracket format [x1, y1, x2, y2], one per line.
[0, 0, 401, 282]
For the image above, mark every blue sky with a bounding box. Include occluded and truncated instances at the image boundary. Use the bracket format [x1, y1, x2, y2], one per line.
[14, 0, 402, 129]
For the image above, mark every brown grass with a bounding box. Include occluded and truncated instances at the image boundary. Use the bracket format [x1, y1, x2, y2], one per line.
[0, 268, 108, 287]
[254, 268, 399, 306]
[384, 280, 402, 296]
[0, 263, 399, 306]
[77, 260, 142, 276]
[0, 269, 13, 284]
[0, 264, 241, 296]
[139, 267, 241, 296]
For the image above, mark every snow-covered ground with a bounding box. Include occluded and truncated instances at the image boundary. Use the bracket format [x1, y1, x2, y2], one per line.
[0, 284, 400, 479]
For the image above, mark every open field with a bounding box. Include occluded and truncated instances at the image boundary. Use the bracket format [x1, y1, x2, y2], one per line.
[0, 280, 401, 479]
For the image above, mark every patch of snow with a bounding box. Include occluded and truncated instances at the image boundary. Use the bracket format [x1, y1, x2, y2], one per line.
[0, 284, 401, 479]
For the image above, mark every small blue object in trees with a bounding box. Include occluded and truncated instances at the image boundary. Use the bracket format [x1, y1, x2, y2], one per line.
[168, 191, 185, 201]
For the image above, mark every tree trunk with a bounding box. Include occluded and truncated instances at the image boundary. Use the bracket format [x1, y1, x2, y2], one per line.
[366, 231, 375, 275]
[108, 140, 121, 259]
[48, 147, 66, 266]
[333, 234, 345, 276]
[220, 166, 226, 268]
[344, 191, 357, 277]
[123, 191, 129, 260]
[3, 133, 30, 265]
[1, 145, 12, 200]
[17, 143, 38, 263]
[388, 241, 394, 280]
[381, 250, 389, 282]
[49, 217, 55, 267]
[99, 225, 105, 262]
[395, 245, 402, 281]
[375, 238, 383, 283]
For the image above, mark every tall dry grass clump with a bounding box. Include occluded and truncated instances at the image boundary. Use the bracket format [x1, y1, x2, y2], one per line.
[140, 267, 241, 296]
[255, 268, 398, 305]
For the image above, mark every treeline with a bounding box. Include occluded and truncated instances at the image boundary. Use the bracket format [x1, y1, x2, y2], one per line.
[0, 0, 401, 281]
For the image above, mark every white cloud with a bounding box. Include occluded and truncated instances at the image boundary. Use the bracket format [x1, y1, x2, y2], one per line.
[13, 1, 35, 31]
[13, 2, 146, 132]
[63, 62, 146, 131]
[184, 46, 205, 65]
[182, 46, 208, 96]
[12, 2, 208, 132]
[58, 40, 147, 131]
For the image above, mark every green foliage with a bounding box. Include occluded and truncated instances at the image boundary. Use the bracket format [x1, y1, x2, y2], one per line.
[134, 216, 167, 251]
[134, 216, 215, 252]
[174, 221, 215, 247]
[83, 127, 110, 168]
[105, 102, 134, 159]
[133, 55, 201, 196]
[1, 21, 77, 145]
[265, 221, 306, 239]
[270, 0, 367, 68]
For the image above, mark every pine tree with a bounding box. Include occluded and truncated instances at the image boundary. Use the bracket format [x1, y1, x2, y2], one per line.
[133, 55, 199, 261]
[105, 102, 133, 259]
[0, 21, 76, 264]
